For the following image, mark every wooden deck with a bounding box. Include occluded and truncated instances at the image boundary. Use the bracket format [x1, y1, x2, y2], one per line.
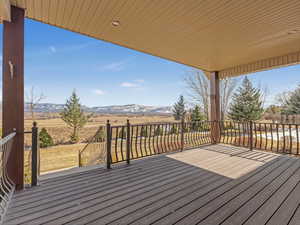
[4, 144, 300, 225]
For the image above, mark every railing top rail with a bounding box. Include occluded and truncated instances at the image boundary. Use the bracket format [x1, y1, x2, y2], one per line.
[0, 132, 16, 149]
[110, 121, 215, 128]
[220, 120, 300, 126]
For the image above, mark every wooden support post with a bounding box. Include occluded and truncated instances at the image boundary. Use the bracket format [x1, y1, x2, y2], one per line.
[3, 6, 25, 190]
[31, 122, 39, 186]
[126, 120, 131, 164]
[181, 118, 185, 151]
[106, 120, 111, 169]
[210, 71, 220, 144]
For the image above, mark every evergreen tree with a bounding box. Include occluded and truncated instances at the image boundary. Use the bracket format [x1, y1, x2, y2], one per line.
[282, 85, 300, 114]
[154, 126, 164, 136]
[39, 128, 54, 148]
[228, 77, 264, 121]
[191, 105, 205, 122]
[172, 95, 186, 120]
[190, 106, 205, 131]
[169, 125, 179, 134]
[140, 126, 148, 137]
[60, 90, 92, 143]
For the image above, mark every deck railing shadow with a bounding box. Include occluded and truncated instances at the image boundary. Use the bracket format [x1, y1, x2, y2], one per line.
[4, 147, 290, 225]
[199, 144, 279, 163]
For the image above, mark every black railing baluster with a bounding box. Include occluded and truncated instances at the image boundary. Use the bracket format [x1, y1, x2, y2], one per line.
[120, 126, 124, 161]
[259, 123, 262, 149]
[148, 124, 153, 155]
[144, 125, 148, 155]
[282, 124, 286, 152]
[181, 120, 184, 151]
[196, 121, 201, 146]
[135, 126, 139, 157]
[167, 123, 171, 151]
[156, 125, 160, 153]
[153, 124, 157, 154]
[289, 124, 292, 154]
[264, 123, 268, 150]
[126, 120, 130, 164]
[249, 121, 253, 151]
[270, 123, 273, 152]
[106, 120, 111, 169]
[130, 125, 134, 159]
[242, 122, 245, 146]
[276, 124, 279, 152]
[296, 124, 299, 155]
[162, 124, 166, 152]
[238, 122, 242, 146]
[140, 125, 144, 156]
[31, 122, 39, 186]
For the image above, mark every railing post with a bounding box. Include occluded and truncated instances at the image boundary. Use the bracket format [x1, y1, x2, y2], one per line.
[126, 120, 131, 164]
[249, 121, 253, 151]
[106, 120, 111, 169]
[181, 118, 185, 151]
[31, 122, 39, 186]
[78, 150, 82, 167]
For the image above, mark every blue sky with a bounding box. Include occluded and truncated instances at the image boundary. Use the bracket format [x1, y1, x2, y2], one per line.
[0, 19, 299, 107]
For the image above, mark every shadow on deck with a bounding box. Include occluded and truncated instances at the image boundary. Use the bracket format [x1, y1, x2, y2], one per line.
[4, 144, 300, 225]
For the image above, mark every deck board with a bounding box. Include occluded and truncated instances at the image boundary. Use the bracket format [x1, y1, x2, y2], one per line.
[4, 144, 300, 225]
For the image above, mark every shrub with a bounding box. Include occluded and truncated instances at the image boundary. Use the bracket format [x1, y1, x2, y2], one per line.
[154, 126, 164, 136]
[169, 125, 179, 134]
[140, 126, 148, 137]
[39, 128, 54, 148]
[94, 127, 105, 142]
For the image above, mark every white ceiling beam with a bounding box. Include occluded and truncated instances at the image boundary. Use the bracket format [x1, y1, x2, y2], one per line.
[0, 0, 11, 22]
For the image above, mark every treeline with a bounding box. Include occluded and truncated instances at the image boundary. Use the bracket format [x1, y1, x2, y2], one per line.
[173, 74, 265, 122]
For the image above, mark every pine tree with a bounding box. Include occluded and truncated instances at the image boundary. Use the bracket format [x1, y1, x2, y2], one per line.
[172, 95, 186, 120]
[60, 90, 92, 143]
[228, 77, 264, 121]
[39, 128, 54, 148]
[191, 105, 205, 122]
[169, 125, 179, 134]
[154, 126, 164, 136]
[282, 85, 300, 114]
[140, 126, 148, 137]
[190, 105, 205, 131]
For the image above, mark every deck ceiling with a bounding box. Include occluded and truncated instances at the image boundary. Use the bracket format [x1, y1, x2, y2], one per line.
[7, 0, 300, 78]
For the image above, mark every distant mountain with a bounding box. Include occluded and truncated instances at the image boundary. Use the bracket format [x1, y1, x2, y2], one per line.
[23, 103, 172, 114]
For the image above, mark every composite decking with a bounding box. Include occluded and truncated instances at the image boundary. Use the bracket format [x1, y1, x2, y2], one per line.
[4, 144, 300, 225]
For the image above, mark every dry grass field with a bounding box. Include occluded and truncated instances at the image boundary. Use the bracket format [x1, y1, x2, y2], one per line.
[23, 113, 174, 146]
[20, 113, 174, 182]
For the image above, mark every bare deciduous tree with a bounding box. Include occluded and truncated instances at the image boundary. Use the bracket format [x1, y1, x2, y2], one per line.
[185, 70, 239, 120]
[26, 87, 45, 121]
[184, 70, 210, 117]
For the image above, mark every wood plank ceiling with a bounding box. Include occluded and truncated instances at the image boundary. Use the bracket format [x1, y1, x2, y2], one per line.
[8, 0, 300, 78]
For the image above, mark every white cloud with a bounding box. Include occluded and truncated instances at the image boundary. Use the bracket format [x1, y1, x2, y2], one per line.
[120, 82, 139, 88]
[134, 79, 145, 83]
[93, 89, 105, 95]
[49, 46, 57, 53]
[101, 61, 125, 72]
